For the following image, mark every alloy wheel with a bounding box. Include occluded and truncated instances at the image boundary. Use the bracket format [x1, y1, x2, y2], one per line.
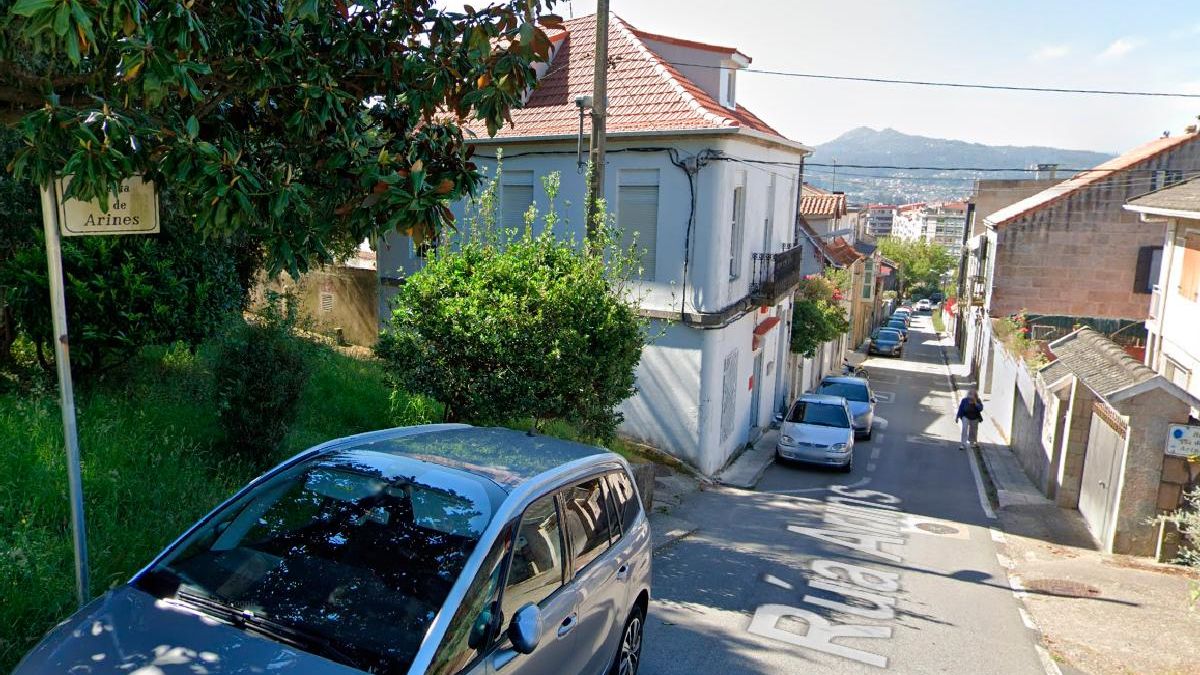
[619, 615, 643, 675]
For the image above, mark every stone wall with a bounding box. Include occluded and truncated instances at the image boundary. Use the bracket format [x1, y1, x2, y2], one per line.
[252, 266, 380, 346]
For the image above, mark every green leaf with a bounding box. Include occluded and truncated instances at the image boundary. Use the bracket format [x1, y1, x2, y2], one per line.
[185, 115, 199, 139]
[11, 0, 55, 17]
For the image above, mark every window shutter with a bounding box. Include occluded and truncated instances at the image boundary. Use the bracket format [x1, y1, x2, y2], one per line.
[501, 172, 535, 230]
[617, 183, 659, 280]
[1133, 246, 1160, 294]
[720, 351, 738, 443]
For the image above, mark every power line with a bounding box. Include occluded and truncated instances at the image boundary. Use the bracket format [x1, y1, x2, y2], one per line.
[664, 61, 1200, 99]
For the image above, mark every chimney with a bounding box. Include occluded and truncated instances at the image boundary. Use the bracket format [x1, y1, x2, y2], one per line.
[1035, 163, 1059, 180]
[1187, 124, 1198, 135]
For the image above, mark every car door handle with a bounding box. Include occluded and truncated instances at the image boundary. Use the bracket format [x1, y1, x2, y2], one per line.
[616, 564, 631, 582]
[557, 613, 578, 637]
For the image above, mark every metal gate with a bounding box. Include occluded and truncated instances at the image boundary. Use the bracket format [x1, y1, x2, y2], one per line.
[1078, 401, 1127, 547]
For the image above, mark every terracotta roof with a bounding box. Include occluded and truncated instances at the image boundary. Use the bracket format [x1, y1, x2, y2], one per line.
[1125, 175, 1200, 216]
[465, 14, 787, 141]
[826, 236, 864, 266]
[987, 131, 1200, 227]
[626, 26, 750, 62]
[800, 184, 847, 218]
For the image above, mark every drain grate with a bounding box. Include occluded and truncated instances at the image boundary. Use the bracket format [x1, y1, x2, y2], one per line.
[915, 522, 959, 535]
[1023, 579, 1101, 598]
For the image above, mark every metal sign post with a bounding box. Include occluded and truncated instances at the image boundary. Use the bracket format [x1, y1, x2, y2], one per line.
[37, 175, 160, 607]
[37, 183, 90, 606]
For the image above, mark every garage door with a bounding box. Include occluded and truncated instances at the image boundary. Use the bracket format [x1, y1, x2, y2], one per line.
[1078, 401, 1127, 548]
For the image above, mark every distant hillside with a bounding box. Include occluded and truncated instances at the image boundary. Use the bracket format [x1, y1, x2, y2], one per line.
[809, 127, 1114, 204]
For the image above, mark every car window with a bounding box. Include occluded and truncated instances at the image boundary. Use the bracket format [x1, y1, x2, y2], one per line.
[135, 456, 504, 674]
[501, 495, 566, 622]
[818, 381, 870, 402]
[560, 477, 614, 572]
[874, 329, 900, 340]
[786, 401, 851, 428]
[429, 527, 512, 675]
[607, 471, 642, 535]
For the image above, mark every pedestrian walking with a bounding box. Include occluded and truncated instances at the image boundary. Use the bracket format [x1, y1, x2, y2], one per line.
[956, 389, 984, 450]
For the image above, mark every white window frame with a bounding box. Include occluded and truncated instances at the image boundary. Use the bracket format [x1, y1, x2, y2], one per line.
[729, 173, 747, 280]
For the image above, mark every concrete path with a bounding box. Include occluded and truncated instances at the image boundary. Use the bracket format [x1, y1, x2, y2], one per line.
[640, 313, 1051, 675]
[714, 429, 778, 489]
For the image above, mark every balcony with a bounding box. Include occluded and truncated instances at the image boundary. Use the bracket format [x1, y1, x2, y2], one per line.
[1149, 284, 1162, 321]
[750, 242, 804, 306]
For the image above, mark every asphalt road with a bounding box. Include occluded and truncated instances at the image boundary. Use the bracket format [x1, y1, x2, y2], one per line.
[641, 314, 1048, 675]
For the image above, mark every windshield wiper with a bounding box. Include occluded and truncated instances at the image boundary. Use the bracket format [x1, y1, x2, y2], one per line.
[173, 590, 364, 670]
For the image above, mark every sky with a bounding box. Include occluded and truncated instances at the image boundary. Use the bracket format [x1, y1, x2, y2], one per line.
[501, 0, 1200, 153]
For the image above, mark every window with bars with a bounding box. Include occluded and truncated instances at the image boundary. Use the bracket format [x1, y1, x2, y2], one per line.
[617, 169, 660, 280]
[500, 170, 535, 230]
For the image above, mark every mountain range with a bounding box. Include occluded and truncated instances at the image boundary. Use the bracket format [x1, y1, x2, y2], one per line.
[808, 127, 1115, 205]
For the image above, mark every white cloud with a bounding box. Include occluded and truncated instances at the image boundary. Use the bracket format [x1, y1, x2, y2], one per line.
[1030, 45, 1070, 61]
[1169, 22, 1200, 39]
[1098, 37, 1143, 60]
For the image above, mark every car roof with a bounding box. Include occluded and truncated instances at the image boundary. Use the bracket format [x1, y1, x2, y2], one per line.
[820, 375, 869, 386]
[329, 425, 611, 492]
[797, 393, 849, 404]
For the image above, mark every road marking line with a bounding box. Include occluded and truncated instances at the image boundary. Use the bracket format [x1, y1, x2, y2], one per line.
[935, 337, 996, 520]
[870, 446, 882, 460]
[1018, 606, 1037, 630]
[995, 553, 1016, 569]
[763, 574, 794, 590]
[873, 391, 895, 403]
[867, 462, 877, 472]
[990, 528, 1007, 543]
[768, 477, 871, 494]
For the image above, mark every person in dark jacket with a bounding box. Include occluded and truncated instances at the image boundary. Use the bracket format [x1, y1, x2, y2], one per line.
[956, 389, 984, 450]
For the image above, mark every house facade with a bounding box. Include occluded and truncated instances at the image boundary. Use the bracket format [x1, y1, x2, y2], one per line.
[377, 14, 811, 475]
[865, 204, 896, 238]
[964, 129, 1200, 397]
[799, 184, 848, 239]
[1126, 177, 1200, 417]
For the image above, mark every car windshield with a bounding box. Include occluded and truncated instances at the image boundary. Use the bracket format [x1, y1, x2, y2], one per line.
[819, 381, 871, 402]
[136, 452, 504, 673]
[887, 320, 906, 329]
[786, 401, 851, 428]
[874, 329, 901, 341]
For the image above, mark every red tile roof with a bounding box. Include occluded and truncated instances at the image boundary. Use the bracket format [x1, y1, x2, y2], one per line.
[800, 184, 847, 218]
[826, 236, 864, 266]
[986, 131, 1200, 227]
[465, 14, 787, 141]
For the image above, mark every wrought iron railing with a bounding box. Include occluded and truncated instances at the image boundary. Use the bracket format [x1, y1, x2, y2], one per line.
[750, 242, 803, 306]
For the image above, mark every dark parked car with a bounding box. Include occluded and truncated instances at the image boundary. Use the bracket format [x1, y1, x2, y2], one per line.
[17, 425, 652, 675]
[869, 327, 904, 358]
[885, 318, 909, 341]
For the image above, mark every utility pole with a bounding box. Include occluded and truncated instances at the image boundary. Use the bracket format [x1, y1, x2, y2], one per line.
[585, 0, 609, 248]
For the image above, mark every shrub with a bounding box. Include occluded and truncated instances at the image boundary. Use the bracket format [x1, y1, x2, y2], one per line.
[213, 298, 310, 465]
[377, 171, 647, 439]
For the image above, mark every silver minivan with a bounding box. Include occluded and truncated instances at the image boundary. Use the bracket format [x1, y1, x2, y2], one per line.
[17, 425, 652, 675]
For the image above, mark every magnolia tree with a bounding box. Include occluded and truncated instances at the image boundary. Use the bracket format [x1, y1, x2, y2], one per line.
[376, 171, 648, 439]
[2, 0, 561, 274]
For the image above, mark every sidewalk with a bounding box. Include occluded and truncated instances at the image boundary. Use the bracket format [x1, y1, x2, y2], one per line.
[713, 428, 778, 489]
[645, 464, 703, 552]
[940, 339, 1200, 675]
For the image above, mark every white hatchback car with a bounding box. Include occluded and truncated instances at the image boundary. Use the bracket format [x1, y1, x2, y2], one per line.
[775, 394, 856, 472]
[916, 298, 932, 312]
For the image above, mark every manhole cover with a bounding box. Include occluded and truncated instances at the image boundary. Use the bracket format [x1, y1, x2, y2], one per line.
[915, 522, 959, 535]
[1023, 579, 1101, 598]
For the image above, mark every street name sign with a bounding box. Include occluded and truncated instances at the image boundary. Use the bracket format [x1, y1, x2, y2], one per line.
[48, 175, 160, 236]
[1166, 424, 1200, 458]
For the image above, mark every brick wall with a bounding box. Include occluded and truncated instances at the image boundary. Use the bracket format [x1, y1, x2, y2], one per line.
[990, 142, 1200, 320]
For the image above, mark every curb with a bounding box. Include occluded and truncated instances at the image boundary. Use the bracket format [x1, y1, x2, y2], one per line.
[715, 453, 775, 490]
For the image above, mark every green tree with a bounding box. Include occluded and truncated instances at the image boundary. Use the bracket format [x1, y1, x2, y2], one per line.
[2, 0, 561, 274]
[790, 274, 849, 358]
[878, 237, 956, 296]
[376, 173, 647, 439]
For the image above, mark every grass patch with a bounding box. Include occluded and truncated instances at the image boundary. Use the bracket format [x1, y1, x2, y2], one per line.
[932, 308, 946, 333]
[0, 337, 662, 670]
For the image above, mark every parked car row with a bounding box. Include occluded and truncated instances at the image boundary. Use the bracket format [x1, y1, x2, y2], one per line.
[776, 375, 877, 472]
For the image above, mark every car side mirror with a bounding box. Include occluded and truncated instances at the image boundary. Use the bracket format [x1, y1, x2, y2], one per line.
[774, 412, 784, 423]
[508, 603, 542, 655]
[870, 397, 877, 403]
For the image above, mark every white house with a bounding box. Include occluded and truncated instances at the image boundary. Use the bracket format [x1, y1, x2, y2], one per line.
[1126, 176, 1200, 417]
[377, 14, 812, 475]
